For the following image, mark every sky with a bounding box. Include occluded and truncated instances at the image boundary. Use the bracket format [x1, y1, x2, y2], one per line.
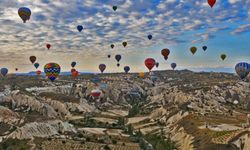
[0, 0, 250, 73]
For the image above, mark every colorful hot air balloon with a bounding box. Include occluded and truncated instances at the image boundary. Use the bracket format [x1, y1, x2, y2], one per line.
[71, 61, 77, 68]
[1, 68, 8, 77]
[46, 44, 51, 50]
[36, 70, 42, 75]
[30, 56, 36, 64]
[124, 66, 130, 73]
[111, 44, 115, 49]
[18, 7, 31, 23]
[161, 49, 170, 58]
[208, 0, 216, 8]
[91, 89, 102, 98]
[190, 47, 197, 55]
[139, 72, 145, 78]
[235, 62, 250, 79]
[122, 42, 127, 47]
[34, 63, 39, 69]
[171, 63, 177, 70]
[220, 54, 227, 60]
[115, 54, 122, 67]
[148, 35, 152, 40]
[44, 63, 61, 81]
[145, 58, 156, 71]
[113, 6, 117, 11]
[202, 46, 207, 51]
[77, 25, 83, 32]
[99, 64, 106, 73]
[72, 71, 79, 78]
[155, 62, 159, 68]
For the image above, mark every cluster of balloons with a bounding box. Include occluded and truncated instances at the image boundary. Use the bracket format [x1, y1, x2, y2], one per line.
[190, 46, 227, 61]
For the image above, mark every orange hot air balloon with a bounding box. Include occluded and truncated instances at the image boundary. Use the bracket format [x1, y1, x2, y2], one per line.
[139, 72, 145, 78]
[161, 48, 170, 58]
[36, 70, 42, 75]
[208, 0, 216, 8]
[145, 58, 156, 71]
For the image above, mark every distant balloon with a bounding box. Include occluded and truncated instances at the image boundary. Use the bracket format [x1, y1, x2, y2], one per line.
[148, 35, 153, 40]
[18, 7, 31, 23]
[145, 58, 156, 71]
[161, 49, 170, 58]
[111, 44, 115, 49]
[71, 71, 79, 78]
[15, 68, 18, 71]
[77, 25, 83, 32]
[208, 0, 216, 8]
[108, 55, 111, 58]
[235, 62, 250, 79]
[44, 63, 61, 81]
[1, 68, 8, 77]
[30, 56, 36, 64]
[124, 66, 130, 73]
[99, 64, 106, 73]
[171, 63, 177, 70]
[112, 6, 118, 11]
[34, 63, 39, 69]
[91, 89, 102, 98]
[46, 44, 51, 50]
[71, 61, 77, 68]
[202, 46, 207, 51]
[71, 68, 76, 73]
[36, 70, 42, 75]
[155, 62, 159, 68]
[190, 47, 197, 55]
[139, 72, 145, 78]
[115, 54, 122, 62]
[220, 54, 227, 60]
[117, 63, 120, 67]
[122, 42, 127, 47]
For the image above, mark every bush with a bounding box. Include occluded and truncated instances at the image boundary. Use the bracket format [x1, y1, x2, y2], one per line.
[112, 140, 117, 145]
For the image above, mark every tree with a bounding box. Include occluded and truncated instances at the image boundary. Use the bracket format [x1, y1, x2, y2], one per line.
[103, 145, 111, 150]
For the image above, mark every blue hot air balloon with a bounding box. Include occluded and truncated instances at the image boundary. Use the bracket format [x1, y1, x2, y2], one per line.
[77, 25, 83, 32]
[18, 7, 31, 23]
[124, 66, 130, 73]
[235, 62, 250, 79]
[71, 61, 77, 68]
[34, 63, 39, 69]
[148, 35, 152, 40]
[1, 68, 8, 76]
[171, 63, 177, 70]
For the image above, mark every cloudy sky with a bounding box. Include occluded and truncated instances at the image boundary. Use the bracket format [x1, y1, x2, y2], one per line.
[0, 0, 250, 73]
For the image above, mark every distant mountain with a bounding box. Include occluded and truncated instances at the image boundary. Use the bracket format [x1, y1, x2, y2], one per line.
[15, 71, 93, 76]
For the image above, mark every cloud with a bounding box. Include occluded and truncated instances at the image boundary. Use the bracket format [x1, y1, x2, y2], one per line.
[231, 24, 250, 34]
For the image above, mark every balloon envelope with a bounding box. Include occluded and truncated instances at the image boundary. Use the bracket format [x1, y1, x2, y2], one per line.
[113, 6, 117, 11]
[155, 62, 159, 68]
[34, 63, 39, 69]
[99, 64, 106, 73]
[145, 58, 156, 71]
[122, 42, 127, 47]
[148, 35, 152, 40]
[46, 44, 51, 50]
[171, 63, 177, 70]
[115, 55, 122, 62]
[220, 54, 226, 60]
[208, 0, 216, 8]
[77, 25, 83, 32]
[71, 61, 77, 68]
[202, 46, 207, 51]
[44, 63, 61, 81]
[139, 72, 145, 78]
[1, 68, 8, 76]
[91, 89, 102, 98]
[36, 70, 42, 75]
[18, 7, 31, 23]
[235, 62, 250, 79]
[190, 47, 197, 55]
[71, 71, 79, 77]
[124, 66, 130, 73]
[161, 49, 170, 57]
[111, 44, 115, 49]
[30, 56, 36, 64]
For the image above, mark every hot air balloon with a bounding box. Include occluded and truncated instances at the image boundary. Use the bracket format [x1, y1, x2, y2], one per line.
[148, 35, 152, 40]
[220, 54, 226, 60]
[161, 49, 170, 58]
[124, 66, 130, 73]
[91, 89, 102, 98]
[122, 42, 127, 47]
[111, 44, 115, 49]
[44, 63, 61, 81]
[155, 62, 159, 68]
[71, 68, 76, 73]
[77, 25, 83, 32]
[113, 6, 117, 11]
[145, 58, 156, 71]
[36, 70, 42, 75]
[1, 68, 8, 77]
[190, 47, 197, 55]
[108, 55, 111, 58]
[208, 0, 216, 8]
[71, 61, 77, 68]
[46, 44, 51, 50]
[30, 56, 36, 64]
[235, 62, 250, 79]
[139, 72, 145, 78]
[72, 71, 79, 78]
[171, 63, 177, 70]
[15, 68, 18, 71]
[115, 54, 122, 67]
[18, 7, 31, 23]
[34, 63, 39, 69]
[202, 46, 207, 51]
[99, 64, 106, 73]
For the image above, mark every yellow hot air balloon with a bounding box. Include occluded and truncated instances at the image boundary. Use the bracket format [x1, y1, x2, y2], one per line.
[139, 72, 145, 78]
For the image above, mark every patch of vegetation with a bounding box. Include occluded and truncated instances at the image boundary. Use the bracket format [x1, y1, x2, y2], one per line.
[0, 139, 30, 150]
[39, 92, 79, 103]
[144, 134, 175, 150]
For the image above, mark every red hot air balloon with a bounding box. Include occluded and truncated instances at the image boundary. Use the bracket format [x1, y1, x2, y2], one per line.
[36, 70, 42, 75]
[72, 71, 79, 77]
[71, 68, 76, 73]
[161, 49, 170, 58]
[91, 89, 102, 98]
[46, 44, 51, 50]
[208, 0, 216, 8]
[145, 58, 156, 71]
